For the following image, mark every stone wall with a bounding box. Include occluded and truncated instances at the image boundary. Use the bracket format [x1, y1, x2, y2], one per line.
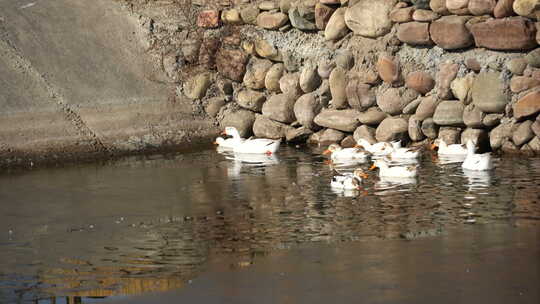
[186, 0, 540, 154]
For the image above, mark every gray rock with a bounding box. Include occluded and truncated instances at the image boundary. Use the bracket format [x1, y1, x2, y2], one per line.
[376, 117, 409, 142]
[282, 51, 300, 72]
[346, 80, 376, 110]
[436, 62, 459, 100]
[319, 128, 346, 144]
[344, 0, 397, 38]
[415, 96, 440, 121]
[221, 110, 256, 137]
[240, 5, 260, 24]
[184, 73, 212, 99]
[409, 115, 426, 141]
[354, 125, 377, 144]
[506, 57, 528, 75]
[280, 73, 302, 98]
[289, 6, 317, 30]
[463, 104, 485, 128]
[262, 94, 296, 123]
[300, 65, 322, 93]
[286, 126, 313, 142]
[489, 120, 513, 149]
[377, 87, 419, 115]
[294, 93, 324, 129]
[438, 127, 461, 144]
[421, 118, 439, 139]
[461, 128, 489, 151]
[403, 97, 422, 114]
[357, 107, 387, 125]
[335, 50, 354, 70]
[329, 67, 348, 109]
[237, 90, 266, 112]
[314, 109, 360, 132]
[205, 97, 226, 117]
[433, 100, 465, 126]
[253, 114, 290, 139]
[525, 48, 540, 68]
[483, 113, 503, 127]
[471, 71, 508, 113]
[244, 58, 273, 89]
[265, 63, 285, 92]
[512, 120, 534, 146]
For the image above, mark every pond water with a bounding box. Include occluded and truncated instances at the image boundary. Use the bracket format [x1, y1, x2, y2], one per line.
[0, 146, 539, 303]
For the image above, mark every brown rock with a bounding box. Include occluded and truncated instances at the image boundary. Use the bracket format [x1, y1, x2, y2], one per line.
[532, 119, 540, 137]
[324, 8, 349, 41]
[412, 9, 440, 22]
[280, 73, 302, 98]
[377, 54, 401, 86]
[415, 95, 440, 120]
[421, 118, 439, 139]
[314, 109, 361, 132]
[446, 0, 469, 10]
[286, 127, 313, 143]
[237, 90, 266, 112]
[294, 93, 324, 129]
[377, 87, 419, 115]
[344, 0, 396, 38]
[461, 128, 489, 150]
[376, 117, 410, 142]
[197, 10, 221, 28]
[397, 22, 433, 45]
[465, 58, 482, 72]
[470, 17, 537, 51]
[221, 110, 256, 137]
[216, 49, 249, 82]
[341, 135, 357, 148]
[255, 39, 282, 61]
[471, 71, 508, 113]
[257, 12, 289, 29]
[346, 80, 376, 110]
[315, 3, 335, 30]
[433, 100, 465, 126]
[436, 62, 459, 99]
[406, 71, 435, 95]
[354, 125, 377, 144]
[319, 129, 346, 144]
[494, 0, 516, 18]
[468, 0, 496, 15]
[430, 0, 450, 15]
[463, 104, 485, 128]
[358, 107, 388, 125]
[329, 67, 348, 109]
[253, 114, 289, 139]
[483, 113, 503, 127]
[241, 5, 260, 24]
[205, 97, 226, 117]
[409, 115, 426, 141]
[430, 15, 474, 50]
[513, 90, 540, 119]
[265, 63, 285, 92]
[244, 58, 274, 90]
[506, 58, 528, 75]
[513, 120, 535, 146]
[390, 7, 415, 23]
[262, 94, 296, 123]
[510, 76, 540, 93]
[513, 0, 540, 17]
[438, 127, 462, 144]
[198, 38, 220, 69]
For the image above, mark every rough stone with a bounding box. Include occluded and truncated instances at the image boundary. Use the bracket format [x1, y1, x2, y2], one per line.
[253, 114, 288, 139]
[377, 54, 401, 86]
[222, 9, 243, 24]
[257, 12, 289, 29]
[513, 0, 540, 17]
[468, 0, 496, 15]
[325, 8, 349, 41]
[433, 100, 465, 126]
[294, 93, 324, 129]
[465, 58, 482, 72]
[438, 127, 462, 144]
[344, 0, 397, 38]
[430, 15, 474, 50]
[314, 109, 361, 132]
[510, 76, 540, 93]
[354, 125, 378, 144]
[494, 0, 516, 18]
[390, 7, 415, 23]
[286, 126, 314, 142]
[406, 71, 435, 95]
[450, 73, 475, 104]
[376, 117, 410, 142]
[244, 58, 273, 90]
[436, 62, 459, 99]
[280, 73, 303, 98]
[528, 136, 540, 152]
[513, 90, 540, 119]
[430, 0, 450, 14]
[262, 93, 296, 123]
[447, 0, 469, 10]
[490, 120, 513, 149]
[336, 50, 355, 70]
[357, 107, 388, 125]
[461, 128, 489, 149]
[415, 96, 440, 121]
[184, 73, 211, 100]
[501, 140, 519, 153]
[377, 87, 419, 115]
[265, 63, 285, 92]
[318, 60, 335, 79]
[237, 90, 266, 112]
[470, 17, 537, 51]
[329, 67, 348, 109]
[507, 58, 528, 75]
[421, 118, 439, 139]
[397, 22, 433, 45]
[259, 1, 278, 10]
[241, 5, 260, 24]
[413, 9, 440, 21]
[315, 3, 336, 30]
[341, 135, 357, 148]
[463, 104, 485, 128]
[409, 115, 426, 141]
[289, 6, 317, 31]
[513, 120, 535, 146]
[471, 71, 508, 113]
[483, 113, 503, 127]
[205, 97, 226, 117]
[280, 0, 294, 13]
[197, 10, 221, 28]
[532, 119, 540, 137]
[198, 38, 220, 68]
[525, 48, 540, 68]
[216, 49, 249, 82]
[255, 39, 282, 61]
[300, 65, 322, 93]
[221, 110, 256, 137]
[346, 80, 376, 110]
[319, 128, 346, 144]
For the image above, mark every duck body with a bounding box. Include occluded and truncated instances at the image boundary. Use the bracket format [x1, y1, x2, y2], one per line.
[371, 159, 418, 178]
[233, 138, 281, 154]
[323, 144, 370, 162]
[215, 137, 244, 149]
[462, 140, 493, 171]
[357, 139, 393, 156]
[434, 139, 468, 156]
[330, 169, 368, 190]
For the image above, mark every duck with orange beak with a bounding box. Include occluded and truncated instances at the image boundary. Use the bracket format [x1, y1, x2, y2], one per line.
[214, 127, 245, 149]
[330, 168, 370, 190]
[369, 158, 418, 178]
[430, 139, 467, 156]
[323, 143, 370, 162]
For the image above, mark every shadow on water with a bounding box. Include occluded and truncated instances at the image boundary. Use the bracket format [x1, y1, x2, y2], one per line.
[0, 147, 539, 302]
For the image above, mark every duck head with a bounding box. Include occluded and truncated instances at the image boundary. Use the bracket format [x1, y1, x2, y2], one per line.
[323, 144, 341, 155]
[222, 127, 241, 140]
[214, 137, 225, 145]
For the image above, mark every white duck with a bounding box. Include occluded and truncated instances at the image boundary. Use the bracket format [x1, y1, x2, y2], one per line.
[431, 139, 468, 156]
[390, 141, 421, 159]
[330, 168, 369, 190]
[462, 140, 493, 171]
[215, 127, 244, 149]
[369, 158, 418, 178]
[222, 127, 281, 154]
[357, 139, 394, 156]
[323, 144, 370, 162]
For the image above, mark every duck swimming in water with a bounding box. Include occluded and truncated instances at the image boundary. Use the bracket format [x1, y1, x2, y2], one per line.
[330, 168, 369, 190]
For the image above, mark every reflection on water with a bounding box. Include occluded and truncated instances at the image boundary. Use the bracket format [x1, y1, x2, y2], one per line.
[0, 147, 539, 302]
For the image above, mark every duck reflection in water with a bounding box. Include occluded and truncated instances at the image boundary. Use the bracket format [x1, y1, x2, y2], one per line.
[463, 169, 492, 191]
